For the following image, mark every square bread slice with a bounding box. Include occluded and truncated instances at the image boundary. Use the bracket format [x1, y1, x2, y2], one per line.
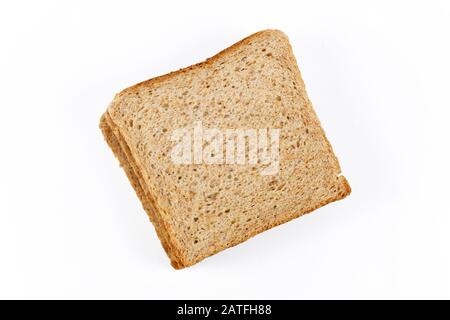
[100, 30, 350, 269]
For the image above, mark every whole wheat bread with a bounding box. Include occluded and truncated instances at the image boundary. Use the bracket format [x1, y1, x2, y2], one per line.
[100, 30, 351, 269]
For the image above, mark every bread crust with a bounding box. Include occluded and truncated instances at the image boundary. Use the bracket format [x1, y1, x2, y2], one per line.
[112, 30, 286, 98]
[100, 113, 186, 268]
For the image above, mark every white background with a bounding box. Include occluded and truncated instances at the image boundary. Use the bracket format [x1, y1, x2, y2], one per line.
[1, 0, 449, 299]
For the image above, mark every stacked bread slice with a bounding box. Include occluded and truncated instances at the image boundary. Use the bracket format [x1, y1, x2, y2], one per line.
[100, 30, 350, 269]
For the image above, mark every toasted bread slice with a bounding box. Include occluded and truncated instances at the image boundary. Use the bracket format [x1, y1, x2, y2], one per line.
[100, 30, 350, 269]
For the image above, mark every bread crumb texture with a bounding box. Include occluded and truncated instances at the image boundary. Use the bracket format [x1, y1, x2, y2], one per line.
[100, 30, 351, 269]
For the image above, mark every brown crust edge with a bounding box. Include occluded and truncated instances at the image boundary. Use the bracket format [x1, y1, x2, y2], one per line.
[112, 29, 283, 98]
[191, 175, 351, 266]
[100, 113, 186, 268]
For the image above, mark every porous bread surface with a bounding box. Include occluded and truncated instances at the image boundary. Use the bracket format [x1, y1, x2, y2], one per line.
[101, 30, 351, 268]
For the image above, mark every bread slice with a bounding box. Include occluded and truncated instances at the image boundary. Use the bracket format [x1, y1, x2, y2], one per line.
[100, 30, 351, 269]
